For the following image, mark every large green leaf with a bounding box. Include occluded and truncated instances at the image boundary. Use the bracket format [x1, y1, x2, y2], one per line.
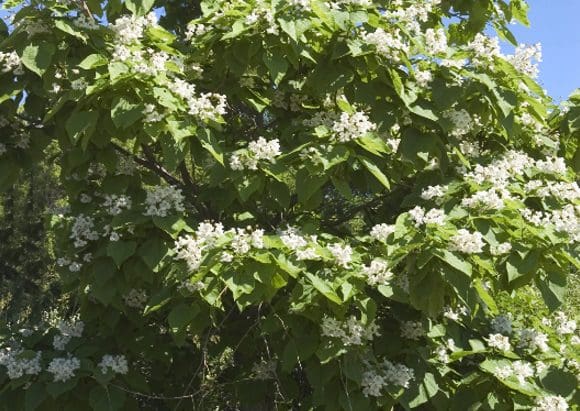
[21, 41, 55, 77]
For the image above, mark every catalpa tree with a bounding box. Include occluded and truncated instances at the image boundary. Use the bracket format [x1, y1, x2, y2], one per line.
[0, 0, 579, 410]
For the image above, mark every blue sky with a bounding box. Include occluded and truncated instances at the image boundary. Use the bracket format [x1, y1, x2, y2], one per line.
[508, 1, 580, 101]
[1, 1, 579, 100]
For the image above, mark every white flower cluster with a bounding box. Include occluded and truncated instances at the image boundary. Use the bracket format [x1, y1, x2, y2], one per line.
[518, 329, 549, 353]
[0, 347, 42, 379]
[461, 188, 508, 210]
[103, 194, 132, 215]
[443, 305, 469, 321]
[385, 0, 441, 34]
[230, 137, 281, 170]
[47, 355, 81, 382]
[361, 359, 415, 397]
[421, 185, 446, 200]
[174, 223, 223, 271]
[494, 360, 535, 385]
[506, 43, 542, 79]
[331, 111, 376, 143]
[535, 156, 568, 175]
[362, 259, 393, 286]
[171, 78, 227, 122]
[527, 181, 580, 202]
[110, 13, 157, 44]
[553, 311, 577, 336]
[230, 227, 265, 255]
[123, 288, 148, 309]
[321, 316, 379, 346]
[445, 109, 473, 137]
[465, 151, 532, 187]
[53, 318, 84, 351]
[414, 69, 433, 88]
[533, 395, 569, 411]
[143, 185, 185, 217]
[98, 354, 129, 375]
[245, 2, 278, 34]
[0, 51, 23, 74]
[70, 214, 99, 248]
[521, 205, 579, 242]
[486, 333, 511, 351]
[370, 223, 395, 242]
[468, 33, 501, 66]
[424, 27, 447, 55]
[360, 28, 409, 62]
[449, 229, 485, 254]
[326, 243, 353, 268]
[434, 338, 456, 363]
[490, 242, 512, 256]
[279, 227, 320, 260]
[408, 206, 446, 226]
[400, 321, 424, 340]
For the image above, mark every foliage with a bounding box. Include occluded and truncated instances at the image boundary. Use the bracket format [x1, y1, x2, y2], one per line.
[0, 0, 578, 410]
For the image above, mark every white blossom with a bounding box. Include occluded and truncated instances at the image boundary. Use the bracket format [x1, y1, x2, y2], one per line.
[449, 229, 485, 254]
[486, 333, 511, 351]
[533, 395, 569, 411]
[331, 111, 376, 142]
[98, 355, 129, 375]
[370, 223, 395, 241]
[143, 186, 185, 217]
[47, 355, 81, 382]
[327, 243, 353, 268]
[362, 259, 393, 286]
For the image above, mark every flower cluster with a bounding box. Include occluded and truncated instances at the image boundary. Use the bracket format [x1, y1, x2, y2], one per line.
[490, 242, 512, 256]
[321, 316, 379, 346]
[506, 43, 542, 79]
[47, 355, 81, 382]
[361, 359, 415, 397]
[360, 28, 409, 62]
[400, 321, 424, 340]
[449, 229, 485, 254]
[461, 188, 508, 210]
[409, 206, 446, 227]
[486, 333, 511, 351]
[326, 243, 353, 268]
[110, 13, 157, 44]
[518, 329, 549, 353]
[424, 27, 447, 55]
[69, 214, 99, 248]
[494, 360, 535, 385]
[103, 194, 132, 215]
[123, 289, 148, 309]
[445, 109, 473, 137]
[331, 111, 376, 143]
[230, 137, 281, 170]
[370, 223, 395, 242]
[98, 354, 129, 375]
[0, 51, 23, 74]
[143, 185, 185, 217]
[533, 395, 569, 411]
[362, 259, 393, 286]
[0, 347, 42, 379]
[421, 185, 447, 201]
[468, 33, 501, 66]
[53, 318, 84, 351]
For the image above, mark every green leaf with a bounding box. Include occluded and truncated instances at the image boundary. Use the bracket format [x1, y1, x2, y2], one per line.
[279, 19, 298, 41]
[108, 62, 130, 83]
[358, 156, 390, 190]
[197, 128, 224, 165]
[540, 369, 577, 397]
[138, 237, 169, 272]
[296, 169, 327, 205]
[21, 41, 55, 77]
[24, 383, 46, 411]
[168, 303, 199, 334]
[263, 52, 289, 86]
[125, 0, 155, 15]
[107, 240, 137, 267]
[79, 54, 108, 70]
[89, 385, 126, 411]
[54, 20, 87, 41]
[435, 250, 473, 277]
[65, 111, 99, 145]
[305, 273, 342, 304]
[111, 97, 143, 129]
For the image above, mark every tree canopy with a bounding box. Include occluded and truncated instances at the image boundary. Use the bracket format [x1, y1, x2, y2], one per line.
[0, 0, 579, 410]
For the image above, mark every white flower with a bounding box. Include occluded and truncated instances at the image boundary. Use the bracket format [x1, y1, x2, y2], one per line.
[409, 206, 445, 226]
[143, 186, 185, 217]
[69, 214, 99, 248]
[424, 28, 447, 55]
[506, 43, 542, 79]
[494, 364, 513, 379]
[445, 109, 473, 137]
[486, 333, 511, 351]
[362, 259, 393, 286]
[518, 329, 549, 352]
[462, 189, 506, 210]
[230, 137, 281, 170]
[401, 321, 424, 340]
[0, 348, 42, 379]
[98, 355, 129, 375]
[331, 111, 376, 142]
[47, 355, 81, 382]
[490, 242, 512, 256]
[251, 360, 277, 380]
[327, 243, 353, 268]
[321, 316, 379, 345]
[370, 223, 395, 241]
[512, 360, 535, 384]
[361, 28, 409, 62]
[123, 289, 148, 309]
[554, 311, 577, 335]
[468, 33, 501, 66]
[421, 185, 446, 200]
[280, 227, 308, 251]
[415, 69, 433, 87]
[449, 229, 485, 254]
[533, 395, 568, 411]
